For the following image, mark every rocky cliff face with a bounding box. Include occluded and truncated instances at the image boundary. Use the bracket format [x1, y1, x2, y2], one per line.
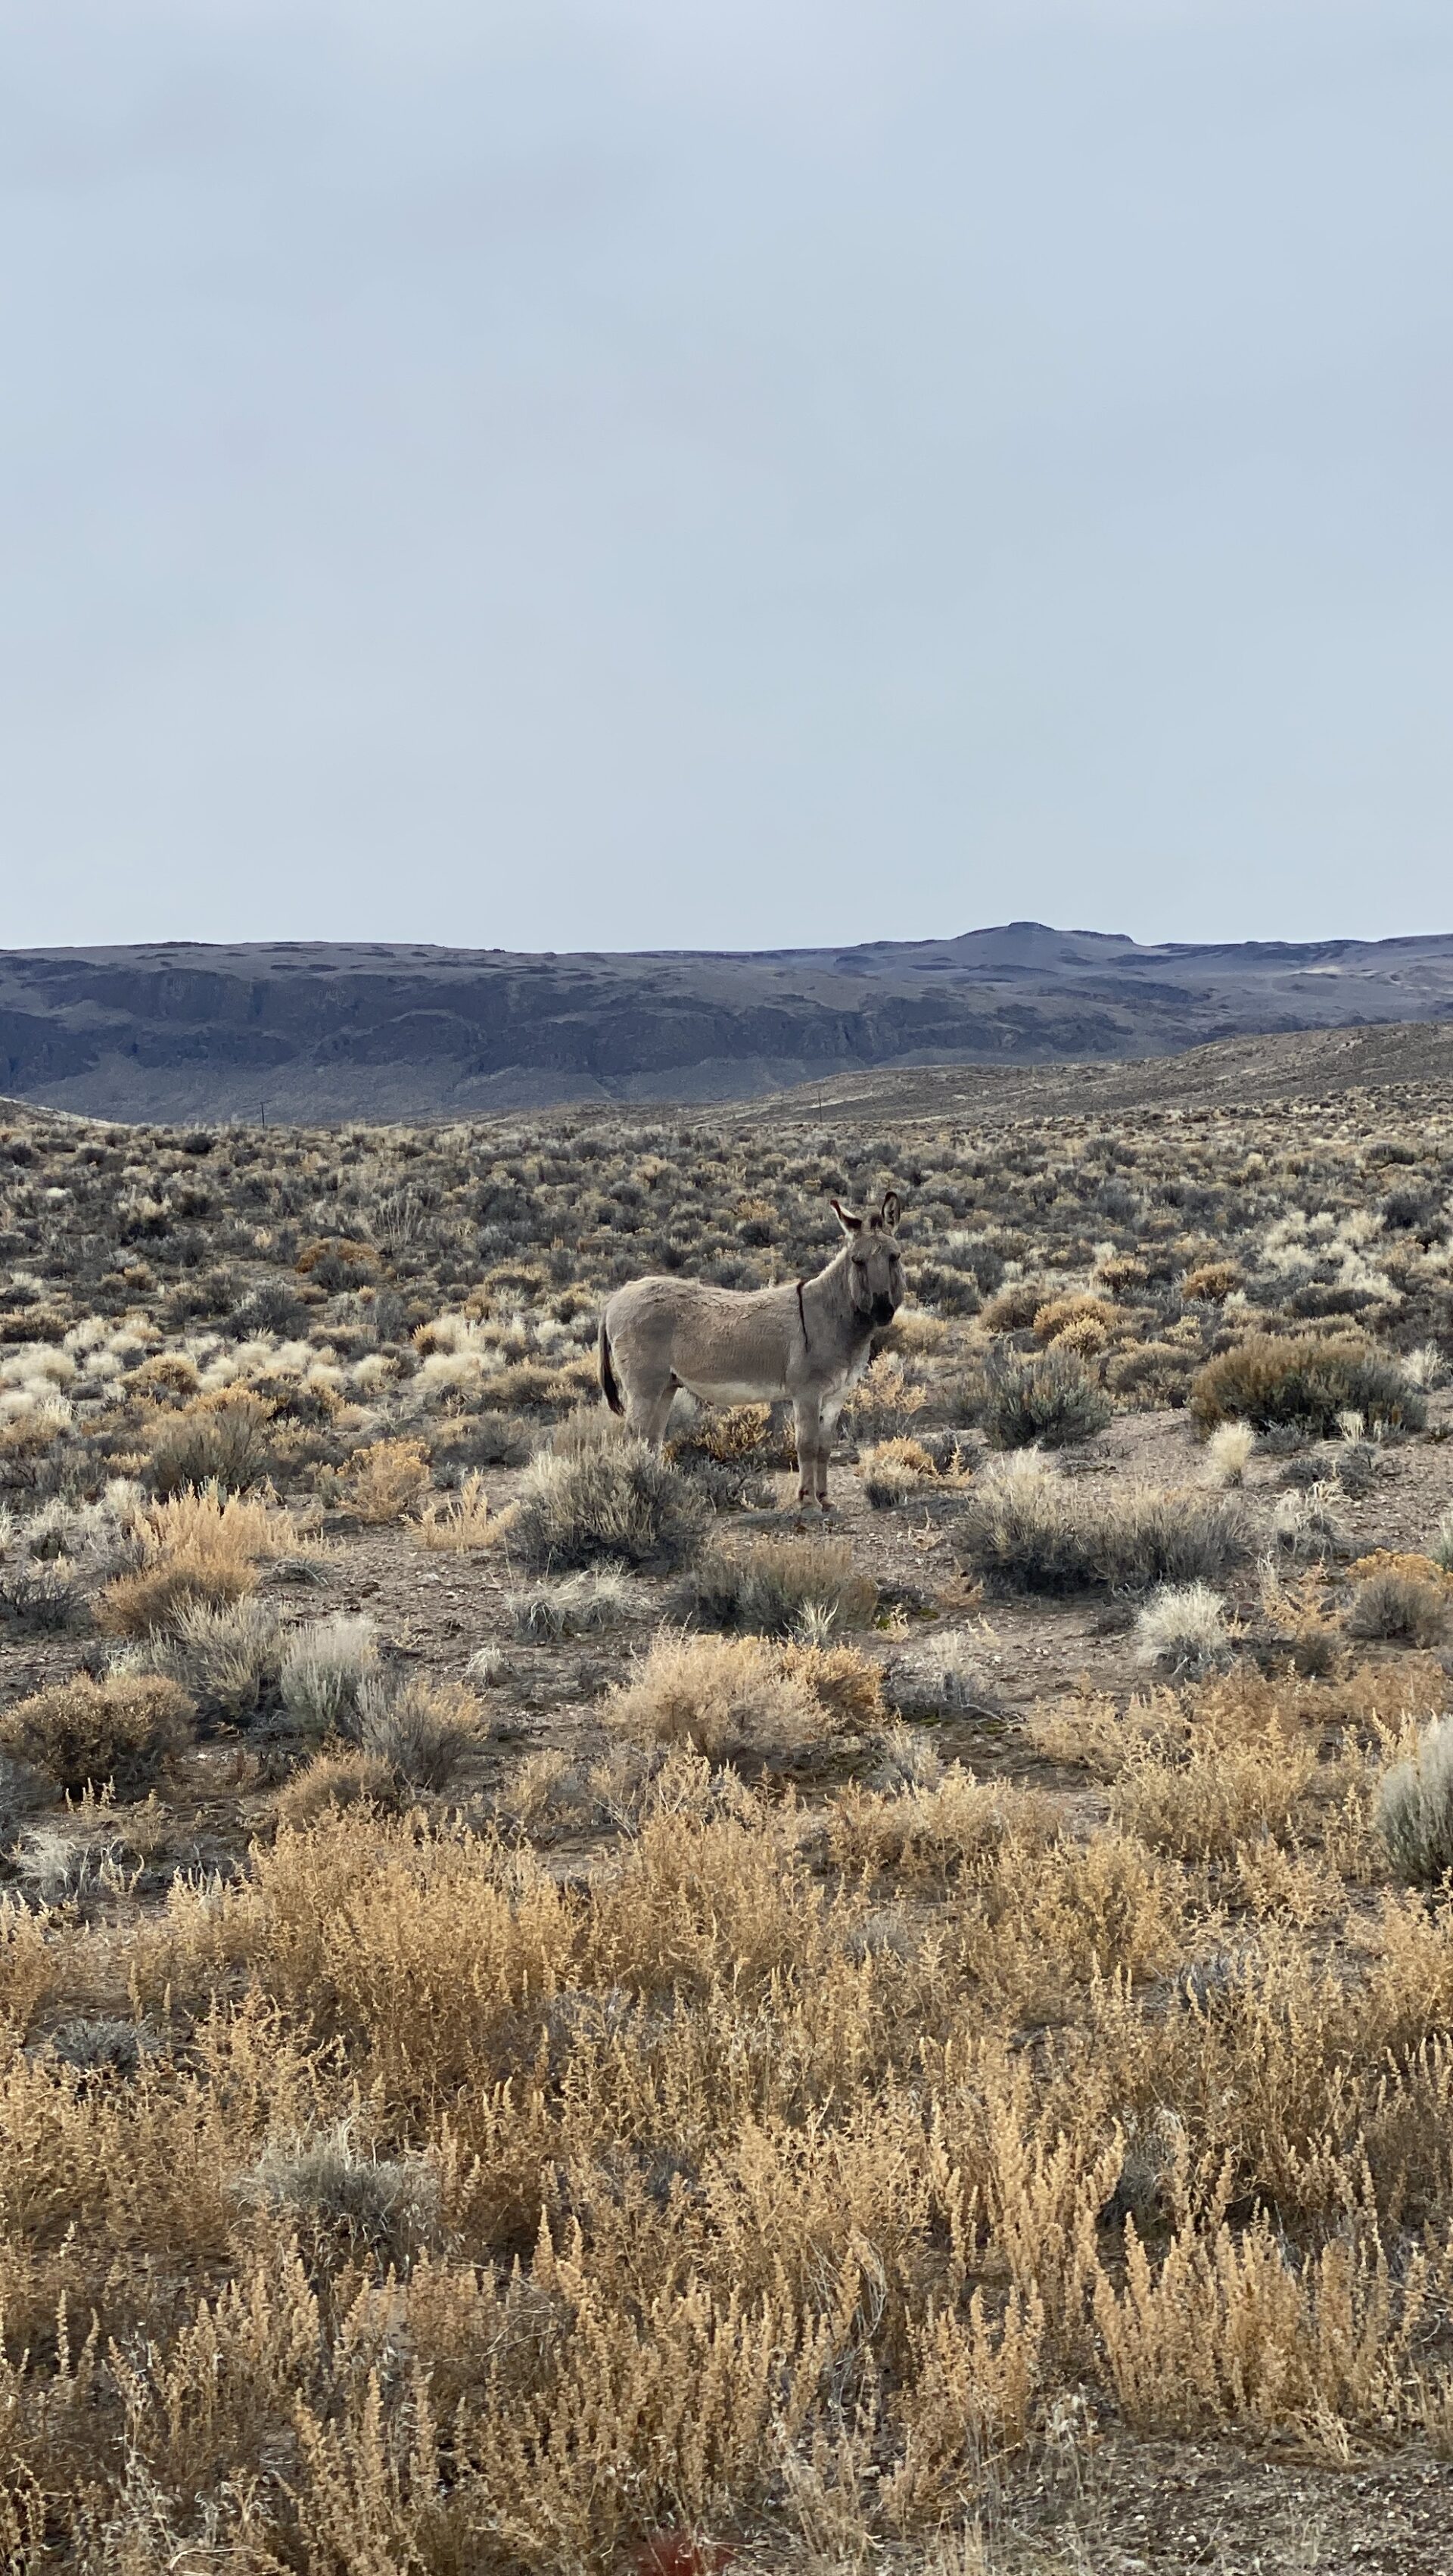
[2, 924, 1450, 1121]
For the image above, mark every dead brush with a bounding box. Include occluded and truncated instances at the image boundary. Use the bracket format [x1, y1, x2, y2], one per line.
[673, 1533, 876, 1638]
[512, 1438, 708, 1575]
[1133, 1583, 1233, 1679]
[667, 1402, 772, 1466]
[145, 1388, 275, 1495]
[824, 1768, 1057, 1887]
[353, 1673, 483, 1793]
[238, 2120, 440, 2270]
[506, 1565, 636, 1639]
[1377, 1717, 1453, 1883]
[340, 1438, 431, 1525]
[1346, 1555, 1451, 1648]
[141, 1596, 285, 1721]
[859, 1438, 939, 1508]
[279, 1612, 379, 1734]
[98, 1481, 308, 1638]
[956, 1453, 1247, 1594]
[415, 1472, 513, 1553]
[1257, 1563, 1343, 1678]
[602, 1631, 842, 1763]
[1031, 1668, 1333, 1864]
[0, 1671, 194, 1795]
[273, 1748, 398, 1828]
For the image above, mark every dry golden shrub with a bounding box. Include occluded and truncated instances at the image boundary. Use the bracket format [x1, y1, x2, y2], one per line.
[98, 1560, 255, 1637]
[775, 1640, 886, 1730]
[273, 1749, 397, 1830]
[126, 1350, 201, 1400]
[145, 1388, 275, 1496]
[1031, 1292, 1119, 1344]
[415, 1472, 514, 1551]
[97, 1482, 305, 1637]
[603, 1631, 828, 1761]
[1181, 1261, 1240, 1303]
[691, 1402, 773, 1463]
[980, 1281, 1048, 1332]
[825, 1768, 1056, 1886]
[0, 1673, 194, 1795]
[1346, 1550, 1453, 1590]
[341, 1438, 431, 1524]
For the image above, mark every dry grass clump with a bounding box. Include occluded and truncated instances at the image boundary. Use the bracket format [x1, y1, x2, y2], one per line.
[1377, 1717, 1453, 1883]
[238, 2120, 440, 2269]
[97, 1483, 305, 1638]
[1204, 1419, 1255, 1486]
[507, 1565, 636, 1638]
[1134, 1583, 1233, 1677]
[512, 1438, 708, 1574]
[142, 1596, 285, 1720]
[146, 1388, 275, 1494]
[889, 1628, 998, 1720]
[415, 1472, 513, 1551]
[1029, 1671, 1330, 1864]
[677, 1532, 877, 1637]
[860, 1438, 939, 1506]
[980, 1344, 1112, 1449]
[274, 1747, 397, 1828]
[603, 1631, 840, 1761]
[823, 1764, 1019, 1880]
[354, 1673, 483, 1791]
[775, 1639, 886, 1730]
[341, 1437, 431, 1524]
[957, 1454, 1248, 1594]
[1190, 1333, 1427, 1438]
[279, 1612, 379, 1733]
[1346, 1563, 1450, 1647]
[0, 1670, 194, 1793]
[670, 1401, 772, 1464]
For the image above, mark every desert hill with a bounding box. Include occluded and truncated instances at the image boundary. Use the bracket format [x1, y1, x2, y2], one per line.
[2, 923, 1451, 1120]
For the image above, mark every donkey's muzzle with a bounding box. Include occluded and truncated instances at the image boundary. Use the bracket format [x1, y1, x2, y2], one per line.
[870, 1294, 897, 1325]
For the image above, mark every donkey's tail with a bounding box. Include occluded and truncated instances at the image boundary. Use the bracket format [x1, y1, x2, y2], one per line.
[599, 1315, 624, 1416]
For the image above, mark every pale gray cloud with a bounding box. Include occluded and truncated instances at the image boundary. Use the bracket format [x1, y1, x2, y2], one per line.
[1, 0, 1448, 950]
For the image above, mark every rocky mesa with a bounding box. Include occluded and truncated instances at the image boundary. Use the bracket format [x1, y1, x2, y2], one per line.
[2, 920, 1451, 1120]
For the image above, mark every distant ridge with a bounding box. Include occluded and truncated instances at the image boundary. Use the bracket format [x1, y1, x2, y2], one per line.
[1, 926, 1451, 1120]
[744, 1016, 1453, 1126]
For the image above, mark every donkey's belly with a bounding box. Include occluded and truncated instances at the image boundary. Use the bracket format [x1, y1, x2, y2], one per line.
[680, 1370, 778, 1411]
[677, 1375, 777, 1407]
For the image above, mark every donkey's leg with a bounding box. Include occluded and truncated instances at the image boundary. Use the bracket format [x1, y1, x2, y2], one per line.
[640, 1383, 678, 1448]
[793, 1392, 823, 1507]
[623, 1371, 676, 1448]
[816, 1398, 844, 1506]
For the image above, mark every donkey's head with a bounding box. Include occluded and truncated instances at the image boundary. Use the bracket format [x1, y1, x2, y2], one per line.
[832, 1191, 905, 1327]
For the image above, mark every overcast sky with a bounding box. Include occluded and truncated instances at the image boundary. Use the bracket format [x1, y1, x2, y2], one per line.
[2, 0, 1449, 955]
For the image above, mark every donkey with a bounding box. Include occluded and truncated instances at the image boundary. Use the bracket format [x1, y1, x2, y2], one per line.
[599, 1193, 905, 1506]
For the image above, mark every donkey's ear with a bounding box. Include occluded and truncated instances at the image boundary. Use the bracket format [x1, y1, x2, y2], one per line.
[880, 1190, 901, 1232]
[830, 1198, 863, 1235]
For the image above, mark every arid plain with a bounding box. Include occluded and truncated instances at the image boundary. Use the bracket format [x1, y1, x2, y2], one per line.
[3, 1051, 1453, 2571]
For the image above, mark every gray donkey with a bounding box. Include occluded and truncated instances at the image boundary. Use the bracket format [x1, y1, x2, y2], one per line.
[599, 1193, 904, 1506]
